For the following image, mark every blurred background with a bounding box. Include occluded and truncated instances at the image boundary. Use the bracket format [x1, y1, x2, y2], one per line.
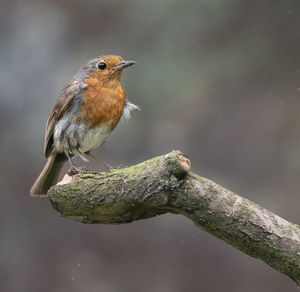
[1, 0, 300, 291]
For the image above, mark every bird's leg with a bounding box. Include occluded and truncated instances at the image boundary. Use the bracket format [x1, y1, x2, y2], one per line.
[66, 153, 86, 174]
[85, 152, 112, 170]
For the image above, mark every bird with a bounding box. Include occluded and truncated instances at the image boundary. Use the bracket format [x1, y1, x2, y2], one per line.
[30, 55, 139, 196]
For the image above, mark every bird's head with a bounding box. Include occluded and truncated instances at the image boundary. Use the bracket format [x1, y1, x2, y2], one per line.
[79, 55, 136, 84]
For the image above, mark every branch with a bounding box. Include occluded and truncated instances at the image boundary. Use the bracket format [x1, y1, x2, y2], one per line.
[48, 150, 300, 285]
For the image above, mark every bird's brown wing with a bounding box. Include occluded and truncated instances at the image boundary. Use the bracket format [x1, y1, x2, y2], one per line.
[44, 82, 81, 158]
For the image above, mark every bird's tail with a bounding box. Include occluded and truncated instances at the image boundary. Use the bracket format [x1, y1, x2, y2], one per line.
[30, 153, 66, 196]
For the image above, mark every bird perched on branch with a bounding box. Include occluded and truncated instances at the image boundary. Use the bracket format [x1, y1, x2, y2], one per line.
[30, 55, 139, 196]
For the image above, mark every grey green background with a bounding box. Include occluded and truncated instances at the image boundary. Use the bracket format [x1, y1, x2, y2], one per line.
[1, 0, 300, 291]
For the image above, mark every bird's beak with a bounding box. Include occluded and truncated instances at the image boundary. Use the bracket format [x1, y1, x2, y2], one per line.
[114, 60, 136, 71]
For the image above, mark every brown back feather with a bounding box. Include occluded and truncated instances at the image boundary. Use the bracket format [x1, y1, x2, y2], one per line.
[44, 82, 81, 158]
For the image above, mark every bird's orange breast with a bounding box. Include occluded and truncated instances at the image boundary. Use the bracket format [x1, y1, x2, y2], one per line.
[78, 72, 126, 130]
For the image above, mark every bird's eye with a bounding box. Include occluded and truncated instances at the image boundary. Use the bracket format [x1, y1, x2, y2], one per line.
[97, 62, 107, 70]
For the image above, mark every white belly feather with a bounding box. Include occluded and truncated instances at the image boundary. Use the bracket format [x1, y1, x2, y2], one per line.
[53, 112, 110, 160]
[79, 125, 110, 153]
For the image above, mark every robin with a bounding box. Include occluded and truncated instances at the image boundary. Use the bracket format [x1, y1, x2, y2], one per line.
[30, 55, 138, 196]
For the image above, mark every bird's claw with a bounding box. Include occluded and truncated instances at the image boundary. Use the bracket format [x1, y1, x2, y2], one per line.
[68, 166, 87, 175]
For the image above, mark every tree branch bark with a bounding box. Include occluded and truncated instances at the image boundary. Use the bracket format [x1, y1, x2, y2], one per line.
[48, 150, 300, 285]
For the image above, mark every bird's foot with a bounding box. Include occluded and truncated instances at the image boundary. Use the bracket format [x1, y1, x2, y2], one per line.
[68, 166, 87, 175]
